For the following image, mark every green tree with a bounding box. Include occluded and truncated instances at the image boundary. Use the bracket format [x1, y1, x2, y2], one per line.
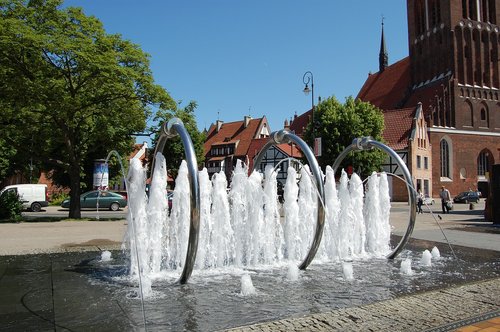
[0, 0, 175, 218]
[151, 101, 206, 180]
[303, 96, 386, 177]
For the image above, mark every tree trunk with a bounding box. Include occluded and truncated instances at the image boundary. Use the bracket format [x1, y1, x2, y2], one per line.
[68, 167, 81, 219]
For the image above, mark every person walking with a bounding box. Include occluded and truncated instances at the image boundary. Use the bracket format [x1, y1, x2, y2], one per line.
[417, 189, 424, 214]
[440, 186, 452, 214]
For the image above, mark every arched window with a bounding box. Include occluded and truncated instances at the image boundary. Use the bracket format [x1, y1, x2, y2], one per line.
[480, 108, 486, 120]
[440, 139, 451, 179]
[463, 100, 474, 126]
[477, 150, 490, 176]
[479, 103, 490, 127]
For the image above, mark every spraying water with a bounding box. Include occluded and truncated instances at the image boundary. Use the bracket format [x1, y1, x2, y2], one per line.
[100, 250, 112, 262]
[342, 261, 354, 281]
[125, 154, 396, 295]
[421, 250, 433, 267]
[321, 166, 341, 261]
[431, 246, 441, 259]
[400, 258, 413, 275]
[283, 166, 301, 261]
[209, 170, 234, 268]
[286, 262, 300, 281]
[240, 274, 257, 296]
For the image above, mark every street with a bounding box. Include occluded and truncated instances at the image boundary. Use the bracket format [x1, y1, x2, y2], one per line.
[22, 205, 128, 220]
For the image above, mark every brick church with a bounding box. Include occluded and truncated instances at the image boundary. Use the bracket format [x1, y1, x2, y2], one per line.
[358, 0, 499, 199]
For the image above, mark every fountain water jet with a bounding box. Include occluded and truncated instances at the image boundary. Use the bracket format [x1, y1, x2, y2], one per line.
[125, 122, 418, 287]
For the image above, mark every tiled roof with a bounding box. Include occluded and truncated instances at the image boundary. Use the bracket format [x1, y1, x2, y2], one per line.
[246, 138, 303, 173]
[357, 57, 411, 110]
[204, 117, 269, 158]
[289, 110, 312, 137]
[382, 107, 416, 150]
[403, 78, 450, 112]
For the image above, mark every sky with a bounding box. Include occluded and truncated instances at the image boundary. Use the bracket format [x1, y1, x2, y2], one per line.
[62, 1, 410, 144]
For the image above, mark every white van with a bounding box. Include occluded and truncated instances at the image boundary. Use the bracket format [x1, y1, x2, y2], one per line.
[0, 184, 49, 212]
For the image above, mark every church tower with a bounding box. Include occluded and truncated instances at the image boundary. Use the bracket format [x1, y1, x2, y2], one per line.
[358, 1, 500, 200]
[379, 19, 389, 72]
[407, 0, 499, 128]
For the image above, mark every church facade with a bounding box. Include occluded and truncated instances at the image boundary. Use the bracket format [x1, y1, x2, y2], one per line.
[358, 0, 500, 199]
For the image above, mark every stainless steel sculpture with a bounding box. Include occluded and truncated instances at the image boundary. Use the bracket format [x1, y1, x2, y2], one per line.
[331, 136, 416, 259]
[253, 129, 326, 270]
[152, 118, 200, 284]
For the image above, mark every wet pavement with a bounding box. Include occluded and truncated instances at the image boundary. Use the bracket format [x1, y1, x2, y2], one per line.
[0, 201, 498, 331]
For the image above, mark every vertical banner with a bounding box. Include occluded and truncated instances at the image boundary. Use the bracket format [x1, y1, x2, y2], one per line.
[314, 137, 322, 157]
[93, 159, 109, 190]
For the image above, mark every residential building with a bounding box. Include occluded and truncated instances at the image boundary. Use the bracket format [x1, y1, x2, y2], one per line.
[382, 104, 433, 201]
[203, 116, 271, 179]
[247, 138, 302, 186]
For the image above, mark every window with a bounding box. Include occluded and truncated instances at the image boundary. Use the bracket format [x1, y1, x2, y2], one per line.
[477, 150, 490, 176]
[424, 179, 430, 196]
[424, 157, 429, 169]
[440, 139, 450, 178]
[480, 108, 486, 120]
[417, 155, 422, 169]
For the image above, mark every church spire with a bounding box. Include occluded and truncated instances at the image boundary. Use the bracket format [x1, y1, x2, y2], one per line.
[379, 17, 388, 72]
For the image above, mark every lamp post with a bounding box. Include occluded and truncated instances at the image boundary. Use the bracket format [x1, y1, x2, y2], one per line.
[302, 71, 315, 141]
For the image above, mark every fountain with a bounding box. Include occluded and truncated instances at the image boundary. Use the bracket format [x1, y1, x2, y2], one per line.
[122, 118, 418, 294]
[2, 118, 499, 331]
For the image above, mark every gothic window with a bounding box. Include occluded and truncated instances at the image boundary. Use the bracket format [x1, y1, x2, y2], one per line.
[469, 0, 477, 21]
[436, 0, 441, 24]
[477, 150, 490, 176]
[488, 0, 496, 24]
[431, 0, 437, 26]
[464, 100, 474, 126]
[480, 103, 489, 127]
[462, 0, 468, 18]
[440, 138, 451, 179]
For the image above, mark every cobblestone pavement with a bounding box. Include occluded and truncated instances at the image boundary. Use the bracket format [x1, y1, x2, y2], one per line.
[224, 277, 500, 332]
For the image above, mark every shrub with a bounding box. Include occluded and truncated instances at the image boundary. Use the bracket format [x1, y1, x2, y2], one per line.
[0, 191, 23, 221]
[49, 192, 69, 206]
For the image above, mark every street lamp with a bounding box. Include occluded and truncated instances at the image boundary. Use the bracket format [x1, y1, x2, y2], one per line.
[302, 71, 315, 140]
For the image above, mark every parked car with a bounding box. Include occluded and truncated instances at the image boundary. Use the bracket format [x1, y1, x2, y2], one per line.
[453, 191, 480, 204]
[0, 184, 49, 212]
[61, 190, 127, 211]
[111, 190, 128, 200]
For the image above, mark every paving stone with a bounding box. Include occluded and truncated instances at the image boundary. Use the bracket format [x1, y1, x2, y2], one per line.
[225, 278, 500, 332]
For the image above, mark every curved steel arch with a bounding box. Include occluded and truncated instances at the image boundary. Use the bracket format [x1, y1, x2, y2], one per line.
[253, 129, 325, 270]
[331, 137, 416, 259]
[152, 118, 200, 284]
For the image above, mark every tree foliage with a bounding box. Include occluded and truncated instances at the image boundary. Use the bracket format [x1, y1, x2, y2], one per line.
[151, 101, 206, 181]
[303, 96, 386, 177]
[0, 0, 175, 217]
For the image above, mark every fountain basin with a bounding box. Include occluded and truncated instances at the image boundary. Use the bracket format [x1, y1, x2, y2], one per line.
[0, 236, 498, 331]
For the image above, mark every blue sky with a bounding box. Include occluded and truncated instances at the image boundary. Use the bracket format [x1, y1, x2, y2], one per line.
[63, 1, 409, 143]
